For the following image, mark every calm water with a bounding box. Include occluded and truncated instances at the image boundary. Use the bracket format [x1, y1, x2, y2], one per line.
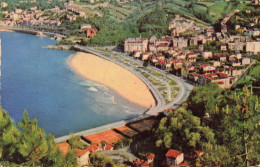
[0, 32, 145, 137]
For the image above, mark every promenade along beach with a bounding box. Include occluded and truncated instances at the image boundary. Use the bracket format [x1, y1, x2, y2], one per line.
[69, 52, 156, 108]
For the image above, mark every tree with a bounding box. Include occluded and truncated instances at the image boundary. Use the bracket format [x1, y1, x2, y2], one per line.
[42, 134, 66, 167]
[16, 110, 51, 166]
[155, 107, 216, 153]
[202, 86, 260, 166]
[0, 109, 77, 166]
[231, 86, 260, 166]
[187, 83, 222, 117]
[137, 8, 168, 38]
[0, 107, 20, 161]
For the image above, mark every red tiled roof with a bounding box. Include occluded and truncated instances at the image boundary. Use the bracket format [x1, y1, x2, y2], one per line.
[76, 148, 89, 157]
[165, 108, 175, 113]
[141, 162, 150, 167]
[179, 161, 190, 167]
[57, 142, 70, 155]
[186, 52, 196, 55]
[158, 60, 167, 65]
[104, 144, 113, 150]
[84, 130, 123, 145]
[199, 64, 210, 68]
[194, 150, 203, 156]
[189, 73, 198, 77]
[172, 61, 182, 64]
[201, 74, 213, 80]
[157, 43, 169, 47]
[166, 149, 182, 158]
[133, 159, 144, 165]
[216, 81, 224, 84]
[146, 153, 155, 159]
[218, 72, 228, 78]
[76, 144, 99, 157]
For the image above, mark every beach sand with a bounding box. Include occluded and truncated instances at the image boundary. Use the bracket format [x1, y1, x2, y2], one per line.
[69, 52, 156, 108]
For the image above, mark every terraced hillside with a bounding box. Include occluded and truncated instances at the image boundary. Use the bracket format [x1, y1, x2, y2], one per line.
[73, 0, 247, 25]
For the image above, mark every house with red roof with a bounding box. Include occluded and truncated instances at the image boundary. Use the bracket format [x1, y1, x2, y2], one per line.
[133, 51, 142, 58]
[86, 28, 98, 38]
[197, 64, 216, 73]
[198, 72, 231, 88]
[133, 153, 155, 167]
[172, 60, 183, 69]
[146, 154, 155, 164]
[156, 43, 170, 52]
[166, 149, 184, 166]
[214, 53, 227, 62]
[188, 73, 199, 82]
[175, 54, 186, 60]
[133, 158, 149, 167]
[186, 52, 198, 62]
[76, 144, 101, 166]
[220, 44, 227, 51]
[141, 52, 152, 61]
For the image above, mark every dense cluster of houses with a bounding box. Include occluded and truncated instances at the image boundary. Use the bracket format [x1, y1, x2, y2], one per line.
[66, 1, 87, 21]
[132, 154, 155, 167]
[0, 5, 62, 28]
[124, 13, 258, 88]
[0, 1, 87, 29]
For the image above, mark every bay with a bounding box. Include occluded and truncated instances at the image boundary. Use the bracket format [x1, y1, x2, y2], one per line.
[0, 32, 145, 137]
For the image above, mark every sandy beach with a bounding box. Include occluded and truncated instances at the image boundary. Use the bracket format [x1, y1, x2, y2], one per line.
[69, 52, 156, 108]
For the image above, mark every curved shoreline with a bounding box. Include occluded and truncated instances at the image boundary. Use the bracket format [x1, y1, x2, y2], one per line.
[68, 52, 156, 108]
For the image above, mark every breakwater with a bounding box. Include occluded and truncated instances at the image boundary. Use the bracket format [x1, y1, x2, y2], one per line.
[0, 26, 66, 41]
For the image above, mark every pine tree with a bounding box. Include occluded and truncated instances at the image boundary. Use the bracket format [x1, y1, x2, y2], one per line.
[43, 134, 67, 167]
[0, 107, 20, 161]
[17, 111, 49, 166]
[219, 86, 260, 166]
[16, 110, 77, 166]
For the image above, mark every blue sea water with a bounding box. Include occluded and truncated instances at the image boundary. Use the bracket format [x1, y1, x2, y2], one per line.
[0, 32, 146, 137]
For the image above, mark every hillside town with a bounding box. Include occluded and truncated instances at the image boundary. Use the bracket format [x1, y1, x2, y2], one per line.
[0, 2, 62, 28]
[0, 1, 98, 38]
[124, 13, 259, 89]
